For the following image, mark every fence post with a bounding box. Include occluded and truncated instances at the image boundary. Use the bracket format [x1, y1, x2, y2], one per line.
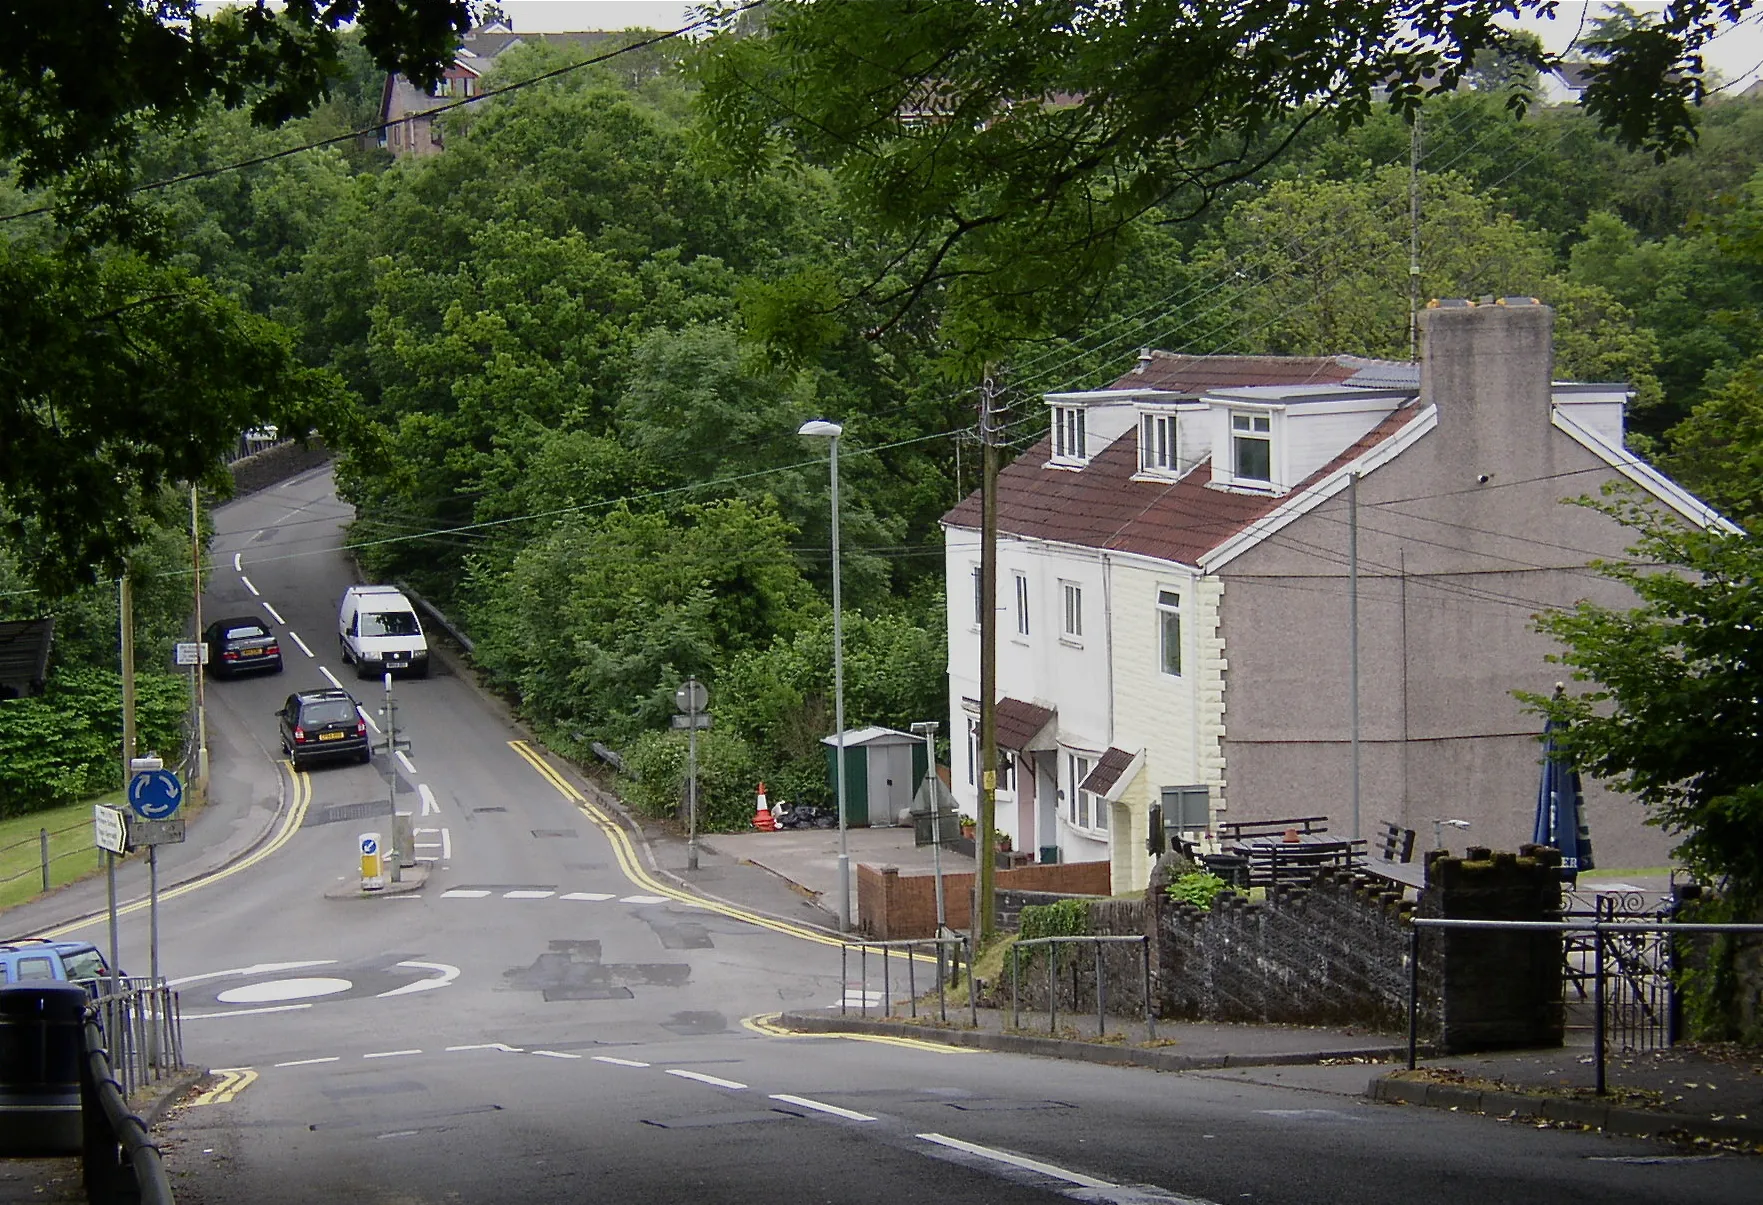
[882, 945, 890, 1019]
[908, 943, 917, 1018]
[1095, 940, 1105, 1038]
[861, 945, 869, 1018]
[1048, 943, 1058, 1035]
[1406, 921, 1420, 1070]
[1011, 945, 1020, 1030]
[939, 942, 948, 1023]
[1142, 937, 1155, 1042]
[1593, 920, 1607, 1096]
[841, 944, 848, 1017]
[40, 828, 50, 892]
[967, 938, 978, 1028]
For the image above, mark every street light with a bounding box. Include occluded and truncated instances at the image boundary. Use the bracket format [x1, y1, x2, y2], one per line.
[1432, 817, 1470, 848]
[799, 418, 850, 931]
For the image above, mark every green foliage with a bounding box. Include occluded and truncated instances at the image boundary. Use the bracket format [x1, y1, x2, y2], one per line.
[615, 727, 763, 833]
[1165, 871, 1231, 911]
[0, 669, 187, 817]
[1529, 498, 1763, 908]
[1018, 898, 1092, 942]
[1661, 356, 1763, 528]
[1671, 892, 1763, 1045]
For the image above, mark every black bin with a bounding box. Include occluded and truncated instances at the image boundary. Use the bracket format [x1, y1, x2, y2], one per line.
[0, 982, 88, 1156]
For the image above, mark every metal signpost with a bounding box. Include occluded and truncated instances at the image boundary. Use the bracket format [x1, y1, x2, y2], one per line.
[672, 679, 710, 871]
[379, 674, 411, 881]
[127, 757, 181, 1068]
[910, 721, 948, 939]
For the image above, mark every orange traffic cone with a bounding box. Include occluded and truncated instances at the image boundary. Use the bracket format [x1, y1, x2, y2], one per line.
[752, 782, 775, 831]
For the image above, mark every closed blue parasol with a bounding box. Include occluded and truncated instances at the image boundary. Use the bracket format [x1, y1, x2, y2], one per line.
[1533, 699, 1595, 884]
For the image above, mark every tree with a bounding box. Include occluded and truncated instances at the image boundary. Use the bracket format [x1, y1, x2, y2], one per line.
[1661, 357, 1763, 529]
[697, 0, 1755, 365]
[1531, 497, 1763, 910]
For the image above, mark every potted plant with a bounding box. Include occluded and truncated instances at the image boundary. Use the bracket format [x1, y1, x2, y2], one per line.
[959, 814, 976, 840]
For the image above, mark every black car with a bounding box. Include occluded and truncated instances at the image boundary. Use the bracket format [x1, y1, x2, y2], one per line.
[204, 616, 283, 678]
[277, 688, 371, 769]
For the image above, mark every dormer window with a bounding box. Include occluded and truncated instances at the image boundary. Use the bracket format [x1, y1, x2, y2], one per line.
[1052, 405, 1087, 462]
[1231, 412, 1272, 483]
[1140, 411, 1177, 474]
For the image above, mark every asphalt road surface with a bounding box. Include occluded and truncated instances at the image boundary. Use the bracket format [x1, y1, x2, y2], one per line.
[48, 469, 1763, 1204]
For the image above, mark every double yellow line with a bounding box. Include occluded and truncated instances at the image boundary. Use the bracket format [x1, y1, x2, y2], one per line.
[43, 765, 314, 940]
[189, 1067, 257, 1105]
[742, 1012, 972, 1054]
[507, 740, 849, 950]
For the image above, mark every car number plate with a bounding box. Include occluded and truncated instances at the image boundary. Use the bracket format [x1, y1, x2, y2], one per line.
[318, 731, 345, 741]
[241, 648, 263, 657]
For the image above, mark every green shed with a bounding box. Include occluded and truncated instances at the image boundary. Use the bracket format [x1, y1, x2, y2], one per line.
[820, 727, 929, 828]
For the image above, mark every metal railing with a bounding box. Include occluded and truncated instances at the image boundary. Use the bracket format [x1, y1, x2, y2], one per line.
[82, 1012, 175, 1205]
[1405, 917, 1763, 1093]
[1010, 935, 1155, 1040]
[840, 936, 975, 1026]
[92, 980, 183, 1101]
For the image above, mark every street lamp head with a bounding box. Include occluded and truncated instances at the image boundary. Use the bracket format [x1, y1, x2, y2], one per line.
[797, 419, 843, 439]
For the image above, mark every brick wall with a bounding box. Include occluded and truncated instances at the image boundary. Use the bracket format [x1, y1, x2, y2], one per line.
[858, 860, 1112, 939]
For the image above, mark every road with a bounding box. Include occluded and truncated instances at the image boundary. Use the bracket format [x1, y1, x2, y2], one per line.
[41, 468, 1763, 1204]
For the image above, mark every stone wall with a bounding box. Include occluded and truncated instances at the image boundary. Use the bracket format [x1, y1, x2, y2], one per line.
[229, 440, 330, 497]
[857, 861, 1113, 939]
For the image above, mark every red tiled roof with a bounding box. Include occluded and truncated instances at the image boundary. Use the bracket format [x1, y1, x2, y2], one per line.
[1106, 353, 1368, 394]
[996, 698, 1055, 751]
[944, 403, 1428, 566]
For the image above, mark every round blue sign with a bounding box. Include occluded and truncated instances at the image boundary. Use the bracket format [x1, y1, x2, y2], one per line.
[360, 835, 379, 856]
[127, 769, 183, 820]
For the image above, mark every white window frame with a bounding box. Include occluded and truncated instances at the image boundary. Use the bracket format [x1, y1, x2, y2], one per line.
[1229, 410, 1274, 486]
[1065, 751, 1105, 833]
[1014, 572, 1030, 637]
[1157, 586, 1182, 678]
[967, 718, 1016, 795]
[1061, 581, 1083, 642]
[1051, 405, 1088, 463]
[1140, 410, 1178, 474]
[966, 716, 978, 787]
[971, 565, 984, 628]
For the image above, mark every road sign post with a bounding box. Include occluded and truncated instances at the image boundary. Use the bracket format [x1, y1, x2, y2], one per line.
[127, 757, 180, 1037]
[673, 679, 709, 872]
[360, 832, 385, 891]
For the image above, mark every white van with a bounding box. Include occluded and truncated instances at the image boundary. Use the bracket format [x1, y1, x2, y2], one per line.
[338, 586, 430, 679]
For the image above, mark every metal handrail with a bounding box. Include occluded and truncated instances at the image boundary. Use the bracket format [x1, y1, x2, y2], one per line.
[83, 1015, 175, 1205]
[840, 936, 974, 1026]
[1404, 916, 1763, 1092]
[1010, 935, 1154, 1041]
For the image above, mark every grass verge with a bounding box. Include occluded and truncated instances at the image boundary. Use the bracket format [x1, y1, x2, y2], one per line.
[0, 793, 122, 913]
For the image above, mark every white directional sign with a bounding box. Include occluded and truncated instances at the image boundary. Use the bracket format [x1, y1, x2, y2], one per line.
[94, 805, 127, 854]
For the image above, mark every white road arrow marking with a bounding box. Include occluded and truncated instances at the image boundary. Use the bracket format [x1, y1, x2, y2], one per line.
[377, 960, 460, 997]
[168, 960, 338, 989]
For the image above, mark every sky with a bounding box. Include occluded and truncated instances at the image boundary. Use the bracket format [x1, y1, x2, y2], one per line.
[490, 1, 1763, 90]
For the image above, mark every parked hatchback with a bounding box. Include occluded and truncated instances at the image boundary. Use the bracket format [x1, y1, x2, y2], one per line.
[203, 616, 282, 678]
[0, 938, 117, 994]
[277, 688, 371, 769]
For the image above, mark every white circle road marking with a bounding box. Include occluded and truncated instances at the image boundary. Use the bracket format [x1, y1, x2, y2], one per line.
[168, 960, 338, 988]
[218, 977, 353, 1004]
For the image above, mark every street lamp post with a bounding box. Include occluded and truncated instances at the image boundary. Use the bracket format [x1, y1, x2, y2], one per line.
[799, 419, 850, 931]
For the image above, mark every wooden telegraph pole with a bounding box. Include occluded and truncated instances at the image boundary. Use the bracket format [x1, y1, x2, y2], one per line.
[976, 370, 1003, 943]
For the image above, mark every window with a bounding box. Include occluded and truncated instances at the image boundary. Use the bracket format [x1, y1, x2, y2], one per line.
[972, 566, 984, 626]
[967, 720, 1015, 793]
[1062, 582, 1082, 639]
[1231, 412, 1272, 482]
[1141, 412, 1177, 472]
[1014, 573, 1030, 636]
[1158, 588, 1182, 677]
[1067, 753, 1093, 827]
[1053, 405, 1087, 460]
[1162, 785, 1211, 832]
[967, 717, 978, 786]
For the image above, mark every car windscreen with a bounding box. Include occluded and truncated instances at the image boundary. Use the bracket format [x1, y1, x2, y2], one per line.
[223, 624, 268, 640]
[300, 701, 358, 726]
[362, 610, 420, 638]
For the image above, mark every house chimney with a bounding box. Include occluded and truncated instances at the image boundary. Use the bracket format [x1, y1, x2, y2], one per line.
[1135, 347, 1153, 374]
[1420, 298, 1555, 486]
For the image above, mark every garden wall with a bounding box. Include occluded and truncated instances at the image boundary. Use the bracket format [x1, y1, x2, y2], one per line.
[857, 860, 1112, 939]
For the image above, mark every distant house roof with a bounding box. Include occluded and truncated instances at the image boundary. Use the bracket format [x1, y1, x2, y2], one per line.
[944, 355, 1426, 567]
[0, 619, 53, 700]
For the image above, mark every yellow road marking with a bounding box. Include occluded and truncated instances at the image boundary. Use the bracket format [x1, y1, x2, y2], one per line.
[741, 1012, 973, 1054]
[508, 740, 852, 951]
[43, 764, 312, 940]
[189, 1067, 258, 1106]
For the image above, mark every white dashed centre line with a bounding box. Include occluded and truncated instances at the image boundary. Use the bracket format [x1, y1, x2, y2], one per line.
[441, 827, 451, 861]
[274, 1057, 340, 1068]
[770, 1094, 875, 1121]
[447, 1043, 522, 1053]
[441, 889, 490, 899]
[232, 553, 242, 571]
[620, 895, 669, 905]
[363, 1050, 422, 1060]
[916, 1134, 1115, 1190]
[320, 666, 344, 690]
[240, 575, 259, 597]
[591, 1056, 650, 1068]
[532, 1050, 582, 1060]
[504, 890, 555, 899]
[396, 751, 417, 774]
[288, 630, 314, 658]
[666, 1070, 747, 1091]
[563, 892, 615, 901]
[262, 602, 285, 625]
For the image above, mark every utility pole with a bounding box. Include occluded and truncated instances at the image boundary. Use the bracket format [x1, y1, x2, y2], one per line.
[976, 370, 1004, 944]
[191, 487, 208, 784]
[380, 674, 411, 881]
[1409, 109, 1423, 361]
[1348, 471, 1361, 842]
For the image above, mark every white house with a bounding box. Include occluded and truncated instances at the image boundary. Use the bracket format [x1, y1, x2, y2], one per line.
[943, 302, 1733, 894]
